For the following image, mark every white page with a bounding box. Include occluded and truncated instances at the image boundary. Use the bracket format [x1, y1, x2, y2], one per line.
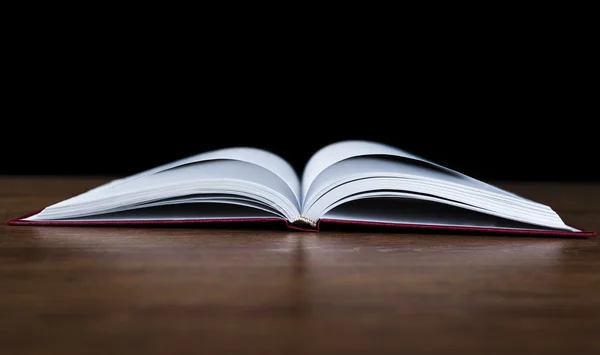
[304, 177, 566, 229]
[29, 160, 301, 221]
[323, 195, 577, 231]
[301, 140, 425, 202]
[300, 156, 568, 230]
[303, 155, 534, 212]
[70, 195, 286, 219]
[301, 140, 517, 205]
[89, 147, 301, 203]
[307, 178, 560, 223]
[59, 202, 279, 221]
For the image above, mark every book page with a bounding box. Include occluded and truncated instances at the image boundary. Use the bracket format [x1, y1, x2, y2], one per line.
[301, 140, 518, 206]
[323, 197, 573, 231]
[29, 160, 301, 222]
[301, 141, 426, 204]
[300, 155, 570, 231]
[94, 147, 301, 203]
[65, 194, 287, 220]
[56, 202, 281, 221]
[303, 156, 518, 209]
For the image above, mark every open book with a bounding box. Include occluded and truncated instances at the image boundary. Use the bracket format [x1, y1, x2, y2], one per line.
[7, 140, 595, 237]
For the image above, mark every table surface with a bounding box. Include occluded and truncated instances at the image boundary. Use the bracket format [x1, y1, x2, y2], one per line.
[1, 177, 599, 355]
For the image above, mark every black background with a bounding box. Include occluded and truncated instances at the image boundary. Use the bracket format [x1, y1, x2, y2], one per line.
[3, 30, 596, 182]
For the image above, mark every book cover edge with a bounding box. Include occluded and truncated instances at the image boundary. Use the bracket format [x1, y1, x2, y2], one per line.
[317, 218, 596, 238]
[6, 211, 595, 237]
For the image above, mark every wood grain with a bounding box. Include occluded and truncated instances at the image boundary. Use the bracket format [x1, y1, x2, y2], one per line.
[1, 177, 599, 355]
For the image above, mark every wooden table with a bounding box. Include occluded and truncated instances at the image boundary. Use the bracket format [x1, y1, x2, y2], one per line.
[1, 177, 599, 355]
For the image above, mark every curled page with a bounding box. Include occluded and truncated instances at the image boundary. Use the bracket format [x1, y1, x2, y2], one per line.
[301, 140, 426, 203]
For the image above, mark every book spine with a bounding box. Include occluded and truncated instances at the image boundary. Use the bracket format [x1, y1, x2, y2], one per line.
[290, 216, 318, 228]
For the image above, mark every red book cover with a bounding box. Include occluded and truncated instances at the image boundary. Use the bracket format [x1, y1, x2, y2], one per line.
[6, 210, 596, 238]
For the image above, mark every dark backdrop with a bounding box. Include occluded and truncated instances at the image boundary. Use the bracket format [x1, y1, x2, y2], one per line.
[4, 34, 596, 181]
[4, 109, 596, 181]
